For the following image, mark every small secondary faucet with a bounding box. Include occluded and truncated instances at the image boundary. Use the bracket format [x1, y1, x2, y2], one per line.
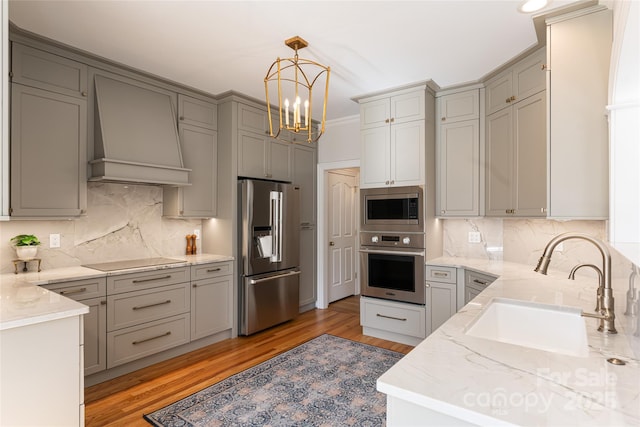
[569, 263, 603, 312]
[624, 264, 638, 316]
[534, 232, 617, 334]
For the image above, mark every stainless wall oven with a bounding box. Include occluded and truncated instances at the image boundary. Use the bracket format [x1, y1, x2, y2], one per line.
[360, 231, 425, 305]
[360, 186, 423, 233]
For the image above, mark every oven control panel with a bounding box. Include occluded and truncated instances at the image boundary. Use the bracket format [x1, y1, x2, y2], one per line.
[360, 231, 424, 249]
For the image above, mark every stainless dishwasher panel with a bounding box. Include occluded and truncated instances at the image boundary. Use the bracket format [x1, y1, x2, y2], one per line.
[240, 268, 300, 335]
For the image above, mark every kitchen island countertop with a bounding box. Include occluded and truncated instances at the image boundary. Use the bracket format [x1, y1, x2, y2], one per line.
[378, 257, 640, 426]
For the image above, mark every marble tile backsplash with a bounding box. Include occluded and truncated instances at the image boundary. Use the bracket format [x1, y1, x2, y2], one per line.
[0, 183, 201, 274]
[443, 218, 634, 280]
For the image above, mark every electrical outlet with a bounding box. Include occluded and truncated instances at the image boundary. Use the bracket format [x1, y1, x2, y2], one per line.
[50, 233, 61, 248]
[194, 229, 201, 240]
[468, 231, 481, 243]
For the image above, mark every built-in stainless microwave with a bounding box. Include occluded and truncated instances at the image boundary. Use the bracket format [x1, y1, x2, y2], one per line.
[360, 186, 423, 233]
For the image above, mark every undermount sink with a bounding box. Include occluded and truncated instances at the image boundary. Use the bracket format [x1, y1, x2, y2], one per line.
[465, 298, 589, 357]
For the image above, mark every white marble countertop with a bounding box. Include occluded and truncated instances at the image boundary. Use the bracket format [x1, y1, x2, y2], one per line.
[378, 257, 640, 426]
[0, 253, 234, 331]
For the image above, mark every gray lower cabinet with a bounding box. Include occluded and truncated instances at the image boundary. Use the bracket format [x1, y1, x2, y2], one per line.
[41, 277, 107, 376]
[299, 226, 316, 310]
[190, 261, 233, 340]
[425, 265, 458, 334]
[360, 296, 426, 346]
[163, 123, 218, 218]
[292, 144, 317, 310]
[464, 269, 497, 304]
[105, 267, 190, 368]
[10, 83, 87, 217]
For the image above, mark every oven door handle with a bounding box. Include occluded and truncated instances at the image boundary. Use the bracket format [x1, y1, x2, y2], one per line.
[359, 248, 425, 257]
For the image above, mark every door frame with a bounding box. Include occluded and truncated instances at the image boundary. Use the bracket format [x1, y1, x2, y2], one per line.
[316, 160, 360, 309]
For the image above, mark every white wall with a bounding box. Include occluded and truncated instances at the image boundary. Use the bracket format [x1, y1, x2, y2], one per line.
[318, 115, 360, 164]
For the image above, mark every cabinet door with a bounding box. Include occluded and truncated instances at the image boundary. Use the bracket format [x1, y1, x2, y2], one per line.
[269, 139, 292, 182]
[163, 124, 217, 218]
[299, 226, 317, 309]
[191, 276, 232, 340]
[485, 108, 514, 216]
[391, 91, 425, 124]
[238, 102, 268, 134]
[548, 8, 611, 218]
[438, 120, 479, 216]
[178, 94, 217, 130]
[512, 48, 546, 102]
[391, 121, 424, 186]
[11, 43, 88, 98]
[237, 130, 267, 179]
[10, 84, 87, 217]
[485, 71, 513, 115]
[361, 127, 390, 188]
[82, 296, 107, 375]
[428, 282, 457, 333]
[360, 98, 390, 129]
[292, 144, 317, 225]
[438, 90, 479, 123]
[513, 91, 546, 217]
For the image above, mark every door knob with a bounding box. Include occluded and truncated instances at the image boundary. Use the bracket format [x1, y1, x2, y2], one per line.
[329, 241, 335, 246]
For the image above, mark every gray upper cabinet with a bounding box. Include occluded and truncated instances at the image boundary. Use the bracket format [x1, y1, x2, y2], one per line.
[10, 83, 87, 217]
[163, 122, 218, 218]
[11, 43, 88, 99]
[436, 88, 481, 217]
[10, 43, 88, 217]
[178, 94, 217, 130]
[237, 102, 291, 181]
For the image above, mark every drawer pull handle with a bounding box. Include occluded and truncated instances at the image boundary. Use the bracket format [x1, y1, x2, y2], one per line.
[132, 331, 171, 345]
[59, 287, 87, 296]
[132, 275, 171, 284]
[207, 268, 222, 273]
[376, 313, 407, 322]
[433, 272, 448, 277]
[132, 300, 172, 310]
[473, 279, 488, 285]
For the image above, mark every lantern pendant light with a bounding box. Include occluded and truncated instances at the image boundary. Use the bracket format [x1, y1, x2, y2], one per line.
[264, 36, 330, 143]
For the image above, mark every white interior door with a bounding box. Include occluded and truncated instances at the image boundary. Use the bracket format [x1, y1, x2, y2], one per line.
[327, 171, 357, 303]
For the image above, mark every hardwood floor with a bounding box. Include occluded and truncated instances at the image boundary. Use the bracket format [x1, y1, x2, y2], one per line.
[84, 296, 414, 426]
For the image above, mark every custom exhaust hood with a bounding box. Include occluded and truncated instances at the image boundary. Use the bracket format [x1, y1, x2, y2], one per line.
[89, 75, 191, 186]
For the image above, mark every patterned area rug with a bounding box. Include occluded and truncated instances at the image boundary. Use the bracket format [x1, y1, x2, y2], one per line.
[144, 334, 404, 426]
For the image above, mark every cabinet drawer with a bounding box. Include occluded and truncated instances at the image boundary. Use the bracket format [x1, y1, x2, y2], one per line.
[11, 43, 88, 98]
[42, 277, 106, 301]
[107, 314, 190, 368]
[426, 265, 457, 284]
[361, 298, 425, 339]
[107, 267, 189, 294]
[191, 261, 233, 281]
[464, 270, 496, 289]
[107, 283, 189, 332]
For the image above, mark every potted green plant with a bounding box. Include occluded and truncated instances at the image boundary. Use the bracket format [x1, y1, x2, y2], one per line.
[10, 234, 41, 260]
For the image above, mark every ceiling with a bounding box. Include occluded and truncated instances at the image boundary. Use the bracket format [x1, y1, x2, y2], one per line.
[9, 0, 581, 121]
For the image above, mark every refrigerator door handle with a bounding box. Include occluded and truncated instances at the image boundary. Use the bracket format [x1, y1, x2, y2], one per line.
[270, 191, 283, 262]
[248, 270, 301, 285]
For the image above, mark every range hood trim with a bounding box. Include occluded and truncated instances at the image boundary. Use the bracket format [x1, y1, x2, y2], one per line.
[89, 158, 192, 186]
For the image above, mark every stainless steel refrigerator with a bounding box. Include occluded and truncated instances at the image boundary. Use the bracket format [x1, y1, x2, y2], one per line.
[238, 179, 300, 335]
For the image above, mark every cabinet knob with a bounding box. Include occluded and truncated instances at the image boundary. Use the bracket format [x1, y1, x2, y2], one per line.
[390, 180, 395, 185]
[541, 64, 548, 71]
[385, 118, 390, 124]
[441, 210, 446, 214]
[510, 96, 516, 102]
[385, 180, 389, 185]
[179, 116, 184, 120]
[441, 117, 446, 122]
[390, 118, 395, 123]
[329, 241, 335, 246]
[81, 91, 87, 97]
[426, 283, 431, 288]
[506, 97, 511, 104]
